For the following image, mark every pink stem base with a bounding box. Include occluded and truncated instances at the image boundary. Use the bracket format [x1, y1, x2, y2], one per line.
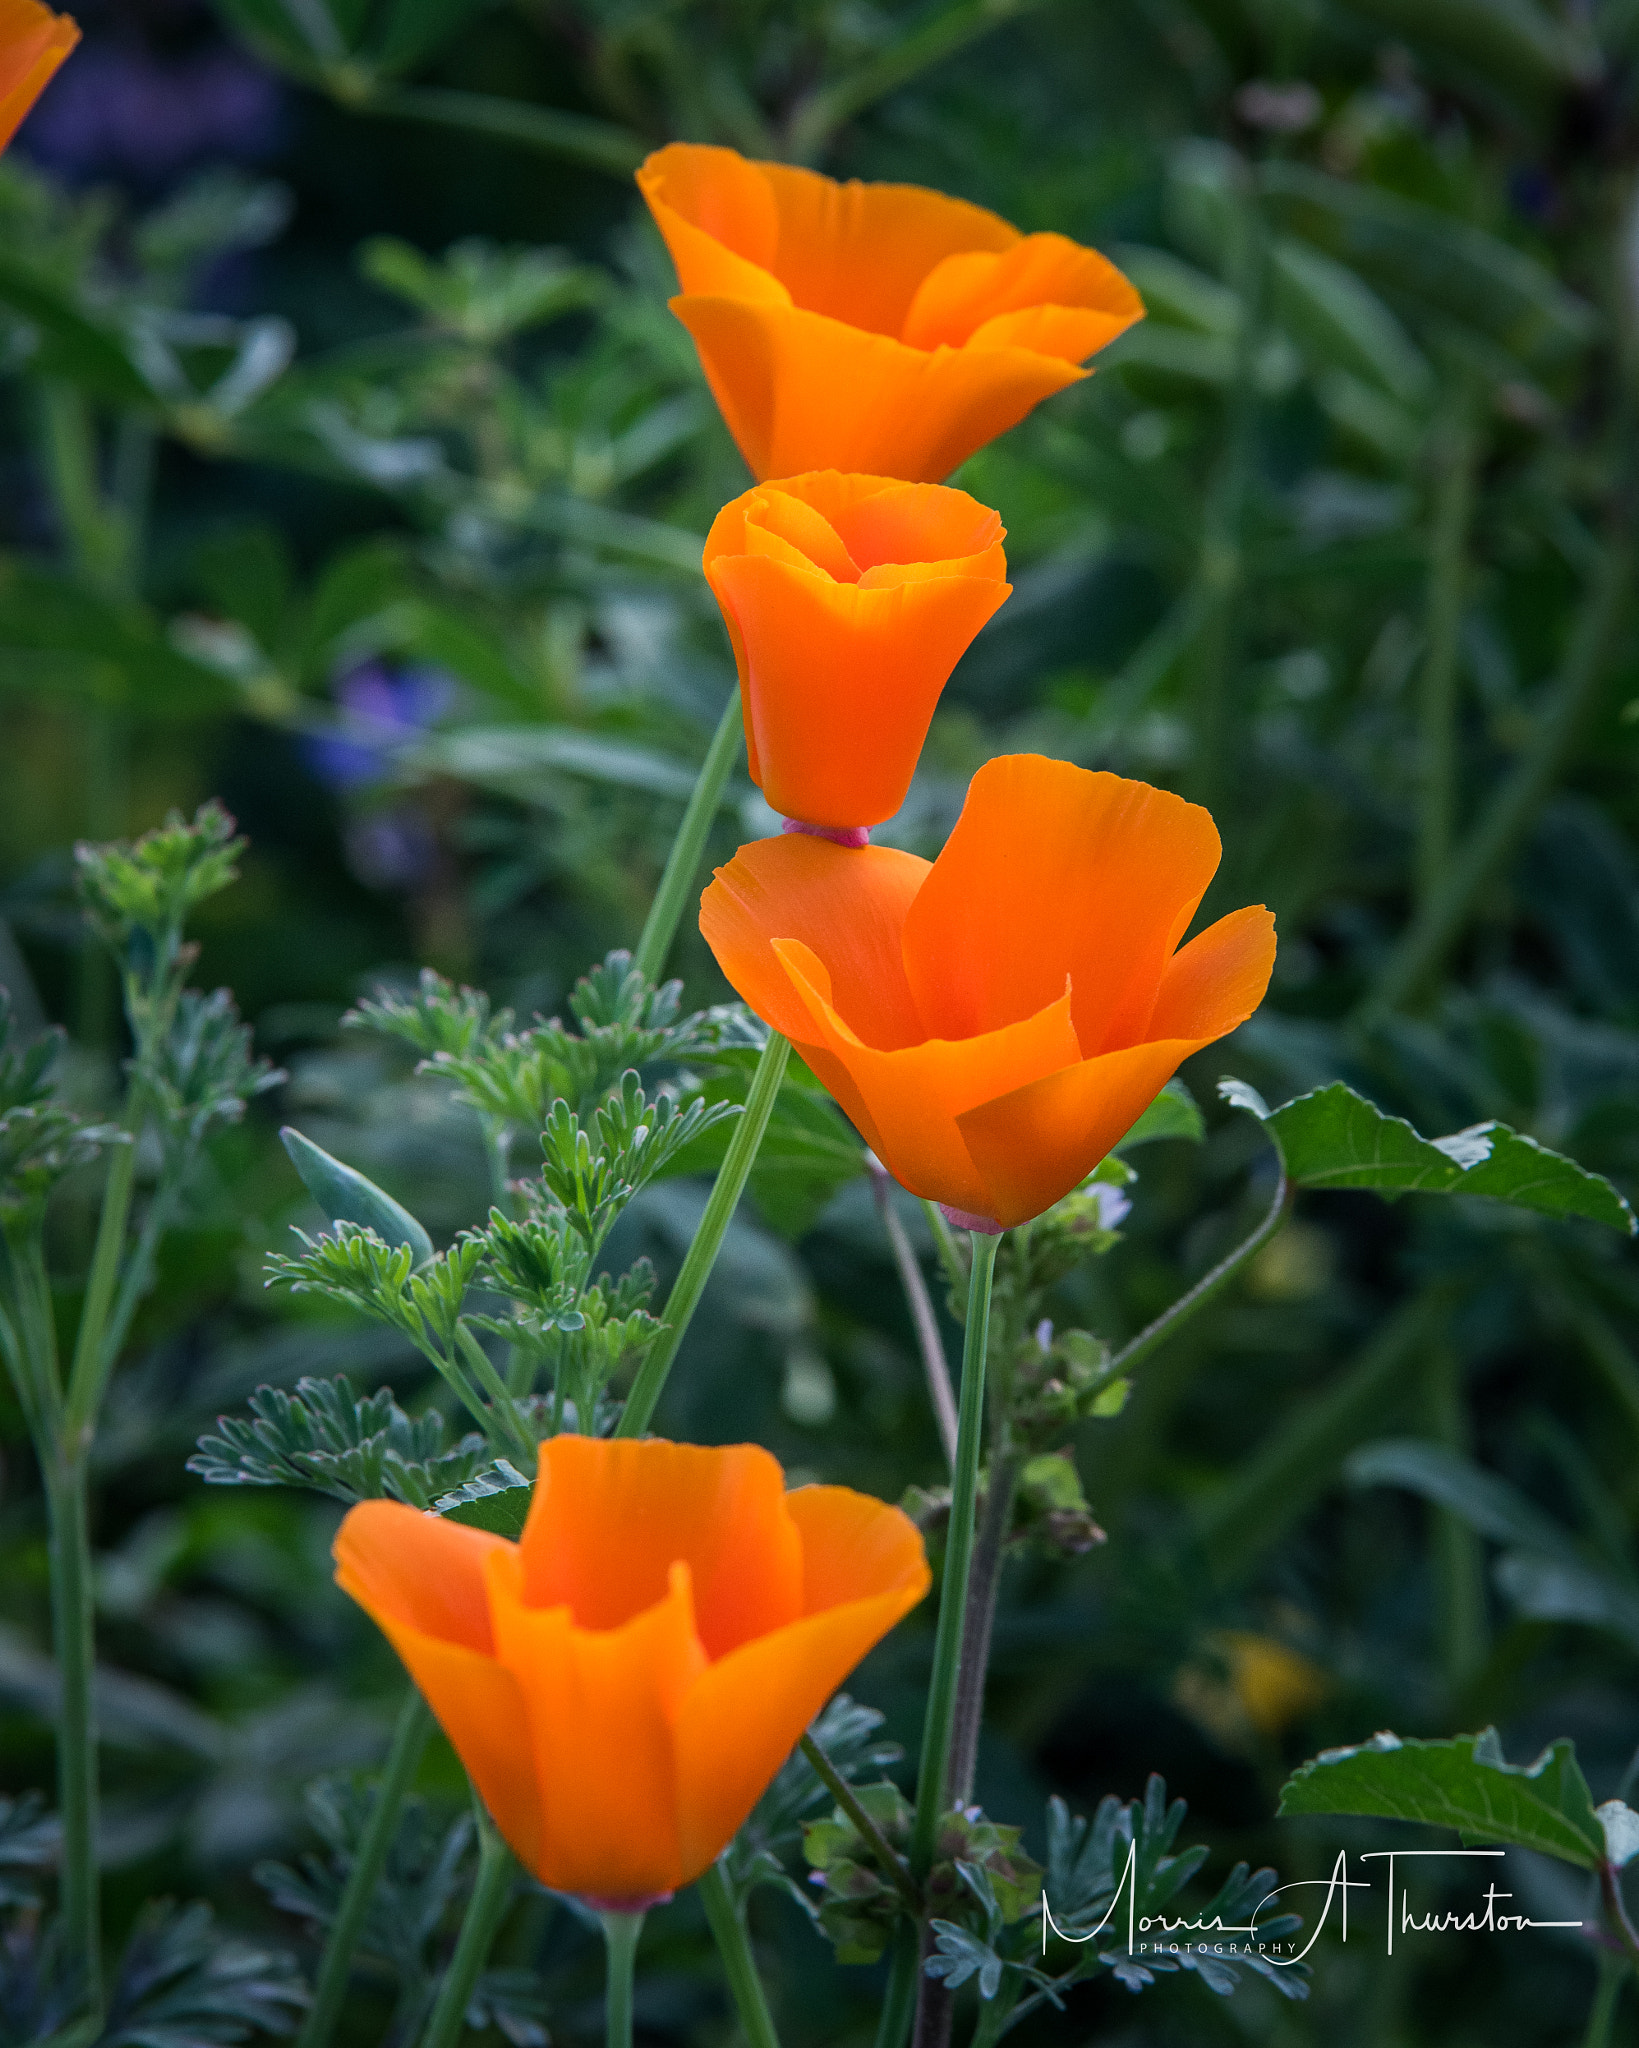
[939, 1203, 1004, 1236]
[581, 1889, 674, 1914]
[781, 818, 871, 848]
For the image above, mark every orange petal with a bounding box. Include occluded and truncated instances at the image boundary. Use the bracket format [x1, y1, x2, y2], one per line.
[756, 160, 1017, 337]
[900, 757, 1223, 1053]
[672, 1490, 928, 1882]
[670, 295, 1085, 482]
[636, 144, 784, 300]
[518, 1437, 801, 1659]
[775, 938, 1082, 1217]
[333, 1503, 544, 1876]
[967, 304, 1137, 362]
[785, 1483, 932, 1615]
[745, 488, 860, 582]
[487, 1550, 707, 1898]
[903, 232, 1143, 353]
[0, 0, 76, 153]
[707, 553, 1009, 825]
[700, 833, 928, 1049]
[1147, 903, 1277, 1041]
[827, 479, 1003, 572]
[956, 1038, 1202, 1228]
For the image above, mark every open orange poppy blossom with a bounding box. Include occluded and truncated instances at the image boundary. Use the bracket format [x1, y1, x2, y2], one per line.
[333, 1435, 929, 1905]
[637, 143, 1143, 483]
[701, 755, 1277, 1231]
[0, 0, 77, 154]
[703, 471, 1010, 835]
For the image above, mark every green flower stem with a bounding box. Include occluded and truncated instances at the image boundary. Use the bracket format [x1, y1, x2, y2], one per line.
[944, 1447, 1023, 1809]
[62, 1139, 137, 1446]
[1416, 392, 1479, 917]
[908, 1231, 999, 1881]
[871, 1169, 956, 1470]
[44, 1456, 100, 2013]
[696, 1860, 781, 2048]
[633, 685, 744, 985]
[418, 1809, 513, 2048]
[873, 1927, 920, 2048]
[297, 1688, 432, 2048]
[617, 1030, 789, 1438]
[1582, 1952, 1626, 2048]
[452, 1323, 539, 1463]
[798, 1734, 918, 1909]
[1103, 1169, 1290, 1381]
[598, 1907, 644, 2048]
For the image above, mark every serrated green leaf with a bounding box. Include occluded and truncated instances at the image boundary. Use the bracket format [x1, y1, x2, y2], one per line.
[1220, 1078, 1634, 1231]
[280, 1126, 435, 1264]
[1278, 1728, 1605, 1868]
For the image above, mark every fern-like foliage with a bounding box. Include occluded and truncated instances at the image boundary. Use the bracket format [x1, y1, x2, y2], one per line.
[188, 1376, 489, 1509]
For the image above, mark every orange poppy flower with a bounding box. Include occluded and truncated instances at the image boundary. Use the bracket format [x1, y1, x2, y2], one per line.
[0, 0, 77, 155]
[637, 143, 1142, 482]
[703, 471, 1010, 831]
[700, 755, 1276, 1229]
[334, 1436, 929, 1904]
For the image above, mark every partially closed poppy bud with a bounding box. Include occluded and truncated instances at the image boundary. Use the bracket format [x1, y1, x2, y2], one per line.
[334, 1437, 928, 1904]
[701, 756, 1276, 1230]
[0, 0, 77, 155]
[637, 143, 1143, 482]
[704, 471, 1010, 831]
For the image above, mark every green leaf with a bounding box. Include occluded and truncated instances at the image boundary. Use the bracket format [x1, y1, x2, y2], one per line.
[406, 725, 699, 801]
[0, 250, 152, 405]
[1114, 1077, 1205, 1151]
[1278, 1728, 1606, 1869]
[1269, 237, 1434, 406]
[280, 1126, 435, 1265]
[1220, 1078, 1635, 1232]
[436, 1458, 532, 1536]
[1345, 1438, 1578, 1558]
[1332, 0, 1596, 111]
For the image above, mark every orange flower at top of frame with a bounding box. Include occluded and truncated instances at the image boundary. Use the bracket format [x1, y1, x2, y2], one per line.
[637, 143, 1143, 483]
[334, 1436, 929, 1904]
[701, 755, 1276, 1230]
[703, 471, 1010, 831]
[0, 0, 77, 155]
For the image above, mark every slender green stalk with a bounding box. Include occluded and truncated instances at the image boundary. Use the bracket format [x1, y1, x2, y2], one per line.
[798, 1734, 918, 1908]
[1582, 1953, 1625, 2048]
[1423, 1342, 1487, 1694]
[598, 1908, 644, 2048]
[1366, 520, 1631, 1018]
[1104, 1171, 1290, 1381]
[873, 1928, 920, 2048]
[871, 1168, 957, 1470]
[908, 1233, 999, 1879]
[945, 1448, 1023, 1808]
[617, 1031, 789, 1437]
[633, 687, 744, 985]
[62, 1140, 138, 1443]
[453, 1324, 538, 1462]
[44, 1458, 100, 2012]
[1416, 397, 1480, 916]
[697, 1861, 782, 2048]
[418, 1811, 513, 2048]
[297, 1689, 432, 2048]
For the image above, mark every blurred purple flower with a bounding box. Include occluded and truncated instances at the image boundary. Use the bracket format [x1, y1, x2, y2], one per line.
[305, 662, 457, 792]
[345, 811, 439, 890]
[21, 38, 283, 187]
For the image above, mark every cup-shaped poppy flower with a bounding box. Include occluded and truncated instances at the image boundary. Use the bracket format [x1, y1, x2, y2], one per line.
[333, 1436, 929, 1903]
[637, 143, 1143, 482]
[0, 0, 77, 155]
[703, 471, 1010, 830]
[701, 755, 1276, 1229]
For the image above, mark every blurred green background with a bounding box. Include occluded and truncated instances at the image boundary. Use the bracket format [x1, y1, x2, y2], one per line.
[3, 0, 1639, 2041]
